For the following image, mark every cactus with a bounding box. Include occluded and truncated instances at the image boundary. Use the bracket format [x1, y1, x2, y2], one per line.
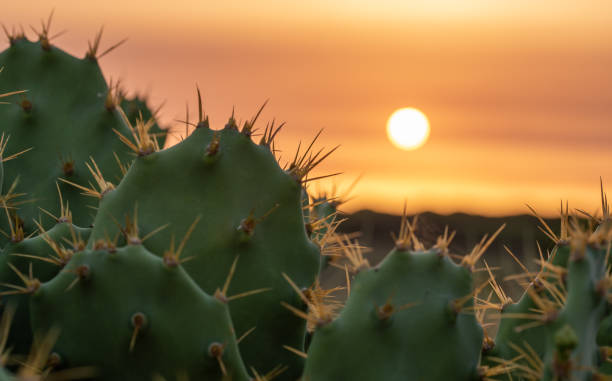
[302, 215, 503, 381]
[306, 178, 361, 272]
[120, 94, 167, 148]
[0, 67, 26, 195]
[308, 193, 341, 273]
[483, 201, 612, 380]
[29, 243, 250, 380]
[0, 20, 133, 244]
[0, 67, 25, 105]
[4, 15, 612, 381]
[78, 100, 332, 378]
[0, 205, 90, 353]
[0, 303, 97, 381]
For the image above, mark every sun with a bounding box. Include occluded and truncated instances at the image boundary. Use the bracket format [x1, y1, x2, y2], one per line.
[386, 108, 430, 150]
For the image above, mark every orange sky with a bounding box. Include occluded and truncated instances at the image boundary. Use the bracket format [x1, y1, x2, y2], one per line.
[3, 1, 612, 216]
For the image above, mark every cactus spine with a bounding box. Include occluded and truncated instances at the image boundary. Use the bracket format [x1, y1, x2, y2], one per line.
[1, 16, 612, 381]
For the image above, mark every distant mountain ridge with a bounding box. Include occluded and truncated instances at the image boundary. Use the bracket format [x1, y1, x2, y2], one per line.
[336, 209, 560, 266]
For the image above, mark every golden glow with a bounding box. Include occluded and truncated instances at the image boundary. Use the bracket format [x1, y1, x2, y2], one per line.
[386, 108, 430, 150]
[3, 2, 610, 216]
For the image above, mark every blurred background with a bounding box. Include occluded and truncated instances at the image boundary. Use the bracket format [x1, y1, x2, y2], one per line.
[3, 1, 611, 301]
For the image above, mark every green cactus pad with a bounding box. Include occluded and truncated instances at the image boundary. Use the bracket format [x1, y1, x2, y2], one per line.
[0, 37, 133, 243]
[489, 242, 608, 381]
[120, 95, 167, 148]
[29, 244, 249, 381]
[0, 221, 90, 354]
[303, 248, 483, 381]
[87, 124, 320, 379]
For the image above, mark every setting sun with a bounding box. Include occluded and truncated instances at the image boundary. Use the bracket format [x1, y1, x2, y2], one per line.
[3, 1, 611, 217]
[386, 108, 430, 150]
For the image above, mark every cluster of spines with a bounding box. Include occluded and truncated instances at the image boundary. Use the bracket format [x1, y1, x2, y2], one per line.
[477, 188, 612, 381]
[89, 95, 336, 379]
[289, 203, 506, 380]
[0, 80, 340, 380]
[5, 13, 612, 381]
[0, 11, 177, 256]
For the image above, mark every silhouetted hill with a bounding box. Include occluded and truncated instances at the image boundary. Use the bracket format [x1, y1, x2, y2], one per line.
[337, 209, 559, 264]
[321, 209, 561, 301]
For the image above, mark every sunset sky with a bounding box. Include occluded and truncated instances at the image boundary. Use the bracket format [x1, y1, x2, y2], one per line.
[3, 1, 612, 216]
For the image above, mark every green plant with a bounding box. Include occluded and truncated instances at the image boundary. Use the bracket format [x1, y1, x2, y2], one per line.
[2, 16, 612, 381]
[0, 20, 134, 244]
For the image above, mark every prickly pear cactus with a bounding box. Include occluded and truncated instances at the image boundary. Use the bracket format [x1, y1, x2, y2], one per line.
[0, 301, 98, 381]
[306, 180, 359, 272]
[485, 244, 571, 369]
[484, 203, 612, 381]
[0, 68, 26, 195]
[0, 23, 133, 243]
[302, 217, 502, 381]
[5, 15, 612, 381]
[120, 94, 167, 148]
[0, 66, 25, 105]
[309, 195, 339, 272]
[29, 243, 250, 381]
[0, 212, 90, 354]
[84, 108, 323, 379]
